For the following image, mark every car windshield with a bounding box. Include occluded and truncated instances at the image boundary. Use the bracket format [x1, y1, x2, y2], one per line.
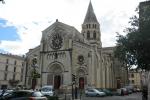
[97, 89, 103, 92]
[94, 89, 100, 93]
[32, 92, 43, 97]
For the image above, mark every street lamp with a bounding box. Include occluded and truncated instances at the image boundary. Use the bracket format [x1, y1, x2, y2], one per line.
[31, 55, 40, 90]
[71, 74, 78, 99]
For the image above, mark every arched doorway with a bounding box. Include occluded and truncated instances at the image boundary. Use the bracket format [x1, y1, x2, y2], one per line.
[47, 63, 63, 89]
[77, 68, 87, 89]
[79, 77, 84, 89]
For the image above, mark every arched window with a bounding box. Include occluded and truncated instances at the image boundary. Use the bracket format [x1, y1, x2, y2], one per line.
[89, 24, 91, 28]
[86, 24, 88, 28]
[93, 31, 96, 39]
[87, 31, 90, 39]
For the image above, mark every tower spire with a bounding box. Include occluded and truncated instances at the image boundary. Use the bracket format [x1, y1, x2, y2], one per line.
[83, 1, 98, 24]
[82, 1, 101, 47]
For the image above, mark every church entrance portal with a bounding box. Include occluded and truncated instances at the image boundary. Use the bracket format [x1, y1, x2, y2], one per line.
[48, 63, 63, 89]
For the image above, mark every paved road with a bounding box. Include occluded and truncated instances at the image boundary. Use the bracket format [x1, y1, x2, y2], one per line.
[82, 92, 142, 100]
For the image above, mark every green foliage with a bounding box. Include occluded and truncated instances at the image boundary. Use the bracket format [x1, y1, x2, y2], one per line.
[31, 69, 40, 78]
[115, 1, 150, 71]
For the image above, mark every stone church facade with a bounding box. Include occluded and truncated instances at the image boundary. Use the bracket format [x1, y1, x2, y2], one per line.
[25, 1, 127, 89]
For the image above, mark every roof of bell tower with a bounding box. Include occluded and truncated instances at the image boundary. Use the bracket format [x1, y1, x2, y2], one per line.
[83, 1, 98, 24]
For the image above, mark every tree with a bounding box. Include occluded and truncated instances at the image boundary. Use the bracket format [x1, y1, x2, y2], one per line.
[115, 1, 150, 71]
[114, 15, 139, 69]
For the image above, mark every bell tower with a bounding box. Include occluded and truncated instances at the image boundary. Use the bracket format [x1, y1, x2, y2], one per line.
[82, 1, 102, 47]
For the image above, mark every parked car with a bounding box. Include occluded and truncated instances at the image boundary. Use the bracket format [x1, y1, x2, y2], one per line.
[96, 88, 113, 96]
[102, 89, 113, 96]
[40, 85, 54, 96]
[122, 88, 128, 95]
[85, 88, 106, 97]
[0, 90, 47, 100]
[0, 89, 13, 97]
[136, 88, 141, 92]
[126, 88, 132, 94]
[117, 88, 128, 96]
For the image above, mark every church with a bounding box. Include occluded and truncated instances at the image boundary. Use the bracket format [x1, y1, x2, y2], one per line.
[25, 1, 127, 90]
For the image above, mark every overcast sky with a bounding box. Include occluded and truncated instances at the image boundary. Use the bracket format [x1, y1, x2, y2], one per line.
[0, 0, 145, 55]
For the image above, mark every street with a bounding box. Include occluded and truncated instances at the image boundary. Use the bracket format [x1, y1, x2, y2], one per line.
[82, 92, 142, 100]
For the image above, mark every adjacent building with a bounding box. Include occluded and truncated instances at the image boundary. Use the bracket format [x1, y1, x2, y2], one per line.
[128, 69, 142, 89]
[0, 53, 25, 89]
[25, 1, 127, 90]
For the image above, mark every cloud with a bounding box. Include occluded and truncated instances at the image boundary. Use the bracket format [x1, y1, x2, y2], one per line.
[0, 0, 144, 55]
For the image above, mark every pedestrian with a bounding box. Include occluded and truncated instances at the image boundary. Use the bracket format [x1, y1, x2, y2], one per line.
[142, 86, 147, 100]
[121, 89, 124, 96]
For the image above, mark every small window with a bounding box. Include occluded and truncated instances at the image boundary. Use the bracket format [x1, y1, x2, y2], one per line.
[131, 74, 134, 78]
[86, 24, 88, 28]
[89, 24, 91, 28]
[87, 31, 90, 39]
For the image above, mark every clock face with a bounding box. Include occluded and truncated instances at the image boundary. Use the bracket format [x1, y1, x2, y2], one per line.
[50, 34, 63, 50]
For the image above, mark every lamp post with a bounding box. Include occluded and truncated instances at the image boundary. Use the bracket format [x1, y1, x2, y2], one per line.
[72, 74, 78, 100]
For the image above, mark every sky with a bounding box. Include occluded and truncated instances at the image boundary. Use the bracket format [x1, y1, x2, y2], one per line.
[0, 0, 145, 55]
